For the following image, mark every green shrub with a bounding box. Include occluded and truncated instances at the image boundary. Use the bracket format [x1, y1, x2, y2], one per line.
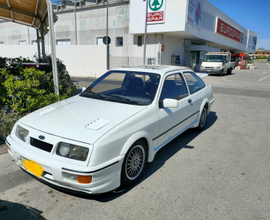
[0, 55, 77, 114]
[0, 106, 21, 143]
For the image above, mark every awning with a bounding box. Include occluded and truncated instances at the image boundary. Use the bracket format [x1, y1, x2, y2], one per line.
[0, 0, 57, 37]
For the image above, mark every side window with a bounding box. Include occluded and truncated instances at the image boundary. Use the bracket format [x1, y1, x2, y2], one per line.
[183, 72, 205, 94]
[160, 73, 188, 101]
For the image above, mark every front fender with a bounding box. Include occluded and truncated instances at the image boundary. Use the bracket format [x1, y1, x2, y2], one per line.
[120, 131, 153, 162]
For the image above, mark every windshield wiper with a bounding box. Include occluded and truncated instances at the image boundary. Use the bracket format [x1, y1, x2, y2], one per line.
[80, 91, 105, 100]
[107, 94, 144, 105]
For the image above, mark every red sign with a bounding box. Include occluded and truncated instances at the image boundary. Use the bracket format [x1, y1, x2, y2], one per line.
[161, 44, 165, 51]
[216, 18, 243, 43]
[147, 11, 164, 23]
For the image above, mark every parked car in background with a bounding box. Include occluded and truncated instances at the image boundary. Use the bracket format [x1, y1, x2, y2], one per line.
[6, 65, 214, 194]
[200, 52, 235, 75]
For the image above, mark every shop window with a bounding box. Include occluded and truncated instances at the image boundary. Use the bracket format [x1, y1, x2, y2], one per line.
[19, 40, 26, 45]
[56, 39, 71, 45]
[138, 36, 142, 46]
[116, 37, 123, 47]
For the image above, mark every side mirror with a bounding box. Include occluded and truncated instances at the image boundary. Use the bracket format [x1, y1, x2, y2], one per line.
[82, 87, 86, 92]
[163, 98, 178, 108]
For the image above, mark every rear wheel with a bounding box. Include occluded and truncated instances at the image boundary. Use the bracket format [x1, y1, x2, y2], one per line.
[196, 106, 208, 131]
[121, 140, 147, 187]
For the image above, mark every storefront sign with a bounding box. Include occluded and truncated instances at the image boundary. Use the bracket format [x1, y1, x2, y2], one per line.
[216, 18, 243, 43]
[147, 0, 165, 24]
[187, 0, 203, 31]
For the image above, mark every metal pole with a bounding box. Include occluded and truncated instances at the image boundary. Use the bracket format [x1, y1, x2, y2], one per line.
[143, 0, 149, 65]
[106, 0, 109, 70]
[40, 26, 46, 62]
[74, 8, 77, 45]
[46, 0, 59, 98]
[36, 29, 41, 62]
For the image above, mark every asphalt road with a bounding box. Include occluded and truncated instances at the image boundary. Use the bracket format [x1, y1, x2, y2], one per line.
[1, 63, 270, 220]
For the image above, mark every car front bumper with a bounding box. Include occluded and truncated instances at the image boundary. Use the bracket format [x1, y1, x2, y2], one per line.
[200, 68, 222, 74]
[6, 135, 124, 194]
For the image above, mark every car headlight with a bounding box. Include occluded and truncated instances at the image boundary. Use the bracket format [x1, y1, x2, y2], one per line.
[16, 125, 29, 142]
[56, 142, 89, 161]
[215, 66, 221, 69]
[201, 66, 204, 69]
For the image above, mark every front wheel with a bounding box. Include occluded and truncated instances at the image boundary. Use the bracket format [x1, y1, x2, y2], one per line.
[196, 106, 208, 131]
[121, 140, 147, 187]
[219, 69, 224, 76]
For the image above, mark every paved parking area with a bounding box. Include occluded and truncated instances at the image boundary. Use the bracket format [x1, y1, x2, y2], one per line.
[1, 63, 270, 219]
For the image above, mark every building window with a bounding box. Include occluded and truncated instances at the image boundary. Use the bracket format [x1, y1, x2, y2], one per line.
[138, 36, 143, 46]
[116, 37, 123, 47]
[97, 37, 103, 45]
[32, 40, 42, 47]
[19, 40, 26, 45]
[56, 39, 71, 45]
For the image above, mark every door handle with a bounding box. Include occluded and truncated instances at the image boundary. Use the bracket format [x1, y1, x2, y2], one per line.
[188, 99, 192, 104]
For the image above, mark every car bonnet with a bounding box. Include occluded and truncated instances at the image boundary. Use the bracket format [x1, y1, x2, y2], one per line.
[19, 96, 146, 144]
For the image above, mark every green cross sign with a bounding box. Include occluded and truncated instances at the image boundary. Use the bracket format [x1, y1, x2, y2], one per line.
[149, 0, 163, 11]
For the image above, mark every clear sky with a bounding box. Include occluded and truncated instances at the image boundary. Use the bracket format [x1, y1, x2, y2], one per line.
[207, 0, 270, 50]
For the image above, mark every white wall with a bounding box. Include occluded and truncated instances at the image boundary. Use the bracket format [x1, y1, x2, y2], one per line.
[0, 45, 107, 78]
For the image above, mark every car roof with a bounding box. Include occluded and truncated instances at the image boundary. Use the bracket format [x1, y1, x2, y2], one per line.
[110, 65, 193, 76]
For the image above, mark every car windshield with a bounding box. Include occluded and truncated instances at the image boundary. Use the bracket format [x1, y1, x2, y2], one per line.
[80, 70, 160, 105]
[204, 55, 224, 62]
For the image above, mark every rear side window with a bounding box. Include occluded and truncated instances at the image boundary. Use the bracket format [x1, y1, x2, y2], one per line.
[183, 72, 205, 94]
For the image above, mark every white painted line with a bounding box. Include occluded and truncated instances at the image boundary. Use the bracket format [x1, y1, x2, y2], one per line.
[258, 75, 270, 82]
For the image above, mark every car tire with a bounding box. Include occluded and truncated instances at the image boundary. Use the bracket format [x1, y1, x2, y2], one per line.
[220, 69, 224, 76]
[227, 68, 232, 75]
[196, 105, 208, 131]
[121, 139, 147, 187]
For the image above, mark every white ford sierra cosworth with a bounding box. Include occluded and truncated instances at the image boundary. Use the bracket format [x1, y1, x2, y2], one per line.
[6, 65, 214, 194]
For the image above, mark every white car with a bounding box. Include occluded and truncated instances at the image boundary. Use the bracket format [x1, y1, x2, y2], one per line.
[6, 65, 214, 194]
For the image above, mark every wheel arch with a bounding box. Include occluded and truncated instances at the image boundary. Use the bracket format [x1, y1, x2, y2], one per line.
[120, 131, 153, 162]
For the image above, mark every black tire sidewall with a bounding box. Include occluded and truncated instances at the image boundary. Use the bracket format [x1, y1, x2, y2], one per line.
[121, 139, 147, 187]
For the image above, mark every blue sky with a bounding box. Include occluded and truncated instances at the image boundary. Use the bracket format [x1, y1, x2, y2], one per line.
[207, 0, 270, 49]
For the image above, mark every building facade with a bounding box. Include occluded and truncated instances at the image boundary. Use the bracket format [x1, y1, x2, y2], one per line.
[0, 0, 257, 77]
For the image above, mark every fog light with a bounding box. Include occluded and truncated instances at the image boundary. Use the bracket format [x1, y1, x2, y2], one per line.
[63, 172, 77, 182]
[77, 175, 92, 184]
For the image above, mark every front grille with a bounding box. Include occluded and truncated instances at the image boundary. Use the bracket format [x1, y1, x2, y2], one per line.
[30, 137, 53, 152]
[205, 67, 214, 69]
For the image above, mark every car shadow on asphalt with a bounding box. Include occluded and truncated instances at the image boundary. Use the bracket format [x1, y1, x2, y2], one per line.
[41, 111, 217, 201]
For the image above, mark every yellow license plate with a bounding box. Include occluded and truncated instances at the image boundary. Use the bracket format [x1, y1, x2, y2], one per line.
[21, 158, 44, 178]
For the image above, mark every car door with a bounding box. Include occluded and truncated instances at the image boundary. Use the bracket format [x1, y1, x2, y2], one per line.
[183, 71, 206, 114]
[156, 73, 195, 147]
